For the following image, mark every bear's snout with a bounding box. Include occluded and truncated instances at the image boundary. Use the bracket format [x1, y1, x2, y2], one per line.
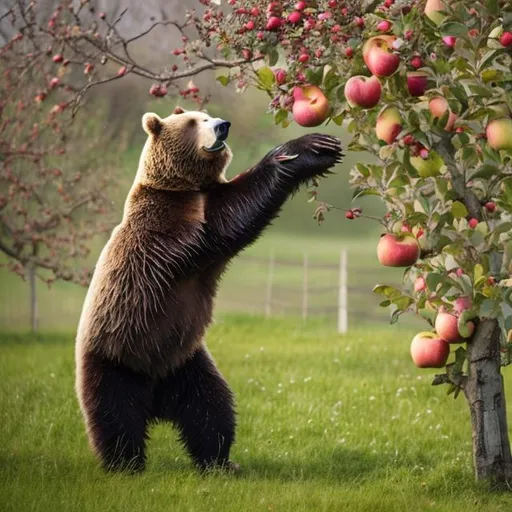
[213, 120, 231, 142]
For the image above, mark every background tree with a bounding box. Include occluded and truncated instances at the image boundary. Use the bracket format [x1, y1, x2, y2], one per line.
[2, 0, 511, 488]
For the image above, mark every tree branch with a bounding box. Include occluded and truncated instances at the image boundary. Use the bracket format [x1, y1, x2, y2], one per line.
[435, 136, 483, 221]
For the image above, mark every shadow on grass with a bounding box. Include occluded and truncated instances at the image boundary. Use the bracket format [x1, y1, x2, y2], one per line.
[151, 447, 431, 484]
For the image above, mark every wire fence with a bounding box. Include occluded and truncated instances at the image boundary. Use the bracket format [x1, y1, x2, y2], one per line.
[215, 250, 410, 331]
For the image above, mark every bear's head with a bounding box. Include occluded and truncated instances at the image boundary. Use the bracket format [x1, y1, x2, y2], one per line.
[138, 107, 233, 190]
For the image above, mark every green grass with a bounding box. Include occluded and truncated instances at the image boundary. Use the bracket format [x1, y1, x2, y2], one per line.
[1, 317, 511, 512]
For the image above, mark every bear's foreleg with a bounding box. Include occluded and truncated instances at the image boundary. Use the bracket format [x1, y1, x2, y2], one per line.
[77, 352, 153, 472]
[154, 346, 237, 471]
[204, 134, 343, 261]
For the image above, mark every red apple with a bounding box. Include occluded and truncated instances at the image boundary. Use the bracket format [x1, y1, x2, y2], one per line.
[468, 218, 479, 229]
[407, 72, 428, 97]
[362, 35, 400, 77]
[485, 201, 496, 213]
[344, 75, 382, 109]
[429, 97, 457, 131]
[442, 36, 456, 47]
[274, 68, 287, 85]
[410, 332, 450, 368]
[376, 107, 402, 144]
[410, 56, 423, 69]
[377, 20, 392, 32]
[453, 296, 472, 314]
[292, 86, 330, 127]
[49, 77, 60, 89]
[377, 233, 420, 267]
[345, 47, 354, 58]
[266, 16, 283, 30]
[500, 31, 512, 47]
[414, 275, 427, 292]
[486, 118, 512, 151]
[287, 11, 302, 24]
[424, 0, 447, 26]
[435, 311, 474, 343]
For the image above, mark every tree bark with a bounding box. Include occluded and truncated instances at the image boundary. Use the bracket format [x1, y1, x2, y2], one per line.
[28, 263, 38, 333]
[464, 318, 512, 490]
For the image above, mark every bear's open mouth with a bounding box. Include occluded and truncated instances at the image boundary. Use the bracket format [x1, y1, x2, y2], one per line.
[203, 140, 226, 153]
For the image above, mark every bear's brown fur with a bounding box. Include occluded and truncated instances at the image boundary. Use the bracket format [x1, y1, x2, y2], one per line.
[75, 107, 342, 472]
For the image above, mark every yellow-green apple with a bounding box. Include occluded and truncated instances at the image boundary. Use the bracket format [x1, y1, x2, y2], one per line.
[377, 233, 420, 267]
[429, 97, 457, 131]
[362, 35, 400, 77]
[407, 72, 428, 97]
[435, 309, 475, 343]
[292, 86, 330, 127]
[485, 118, 512, 151]
[344, 75, 382, 108]
[376, 107, 402, 144]
[424, 0, 447, 26]
[410, 150, 444, 177]
[410, 332, 450, 368]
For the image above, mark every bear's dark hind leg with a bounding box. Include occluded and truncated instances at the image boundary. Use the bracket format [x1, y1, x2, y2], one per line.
[154, 346, 237, 471]
[78, 352, 153, 472]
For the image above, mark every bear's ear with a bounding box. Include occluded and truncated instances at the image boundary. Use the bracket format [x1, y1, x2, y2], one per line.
[142, 113, 162, 136]
[173, 106, 185, 115]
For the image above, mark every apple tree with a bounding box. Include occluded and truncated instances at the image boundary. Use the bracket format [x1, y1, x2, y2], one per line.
[6, 0, 512, 488]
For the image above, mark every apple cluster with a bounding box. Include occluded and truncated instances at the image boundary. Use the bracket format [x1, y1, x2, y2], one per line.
[410, 296, 474, 369]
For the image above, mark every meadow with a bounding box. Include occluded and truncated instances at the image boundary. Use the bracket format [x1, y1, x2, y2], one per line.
[1, 317, 511, 512]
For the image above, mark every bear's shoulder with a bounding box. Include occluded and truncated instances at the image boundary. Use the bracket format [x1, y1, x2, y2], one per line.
[126, 183, 206, 232]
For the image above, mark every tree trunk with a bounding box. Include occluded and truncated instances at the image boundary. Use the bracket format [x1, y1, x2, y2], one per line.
[464, 318, 512, 490]
[28, 263, 38, 333]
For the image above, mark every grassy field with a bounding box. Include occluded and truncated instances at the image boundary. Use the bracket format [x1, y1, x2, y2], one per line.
[1, 317, 511, 512]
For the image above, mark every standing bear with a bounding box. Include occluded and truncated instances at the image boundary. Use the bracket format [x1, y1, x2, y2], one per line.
[75, 107, 343, 472]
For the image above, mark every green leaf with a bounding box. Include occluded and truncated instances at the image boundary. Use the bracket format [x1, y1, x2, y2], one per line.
[485, 0, 500, 15]
[323, 69, 339, 93]
[451, 201, 469, 219]
[458, 310, 476, 338]
[474, 264, 484, 282]
[373, 284, 403, 299]
[268, 49, 279, 67]
[216, 75, 230, 87]
[468, 85, 494, 98]
[305, 67, 324, 86]
[470, 163, 501, 180]
[480, 299, 497, 318]
[256, 67, 275, 90]
[426, 273, 444, 292]
[353, 187, 380, 200]
[459, 274, 474, 297]
[274, 109, 288, 125]
[380, 300, 392, 308]
[441, 22, 468, 37]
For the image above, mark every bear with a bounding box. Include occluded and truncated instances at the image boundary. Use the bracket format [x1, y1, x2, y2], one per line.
[75, 106, 343, 473]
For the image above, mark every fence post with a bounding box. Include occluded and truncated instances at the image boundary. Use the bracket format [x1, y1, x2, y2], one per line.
[265, 250, 274, 317]
[337, 249, 348, 334]
[302, 253, 308, 321]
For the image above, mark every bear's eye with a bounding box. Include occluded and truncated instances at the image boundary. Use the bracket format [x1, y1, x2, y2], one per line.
[203, 119, 208, 122]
